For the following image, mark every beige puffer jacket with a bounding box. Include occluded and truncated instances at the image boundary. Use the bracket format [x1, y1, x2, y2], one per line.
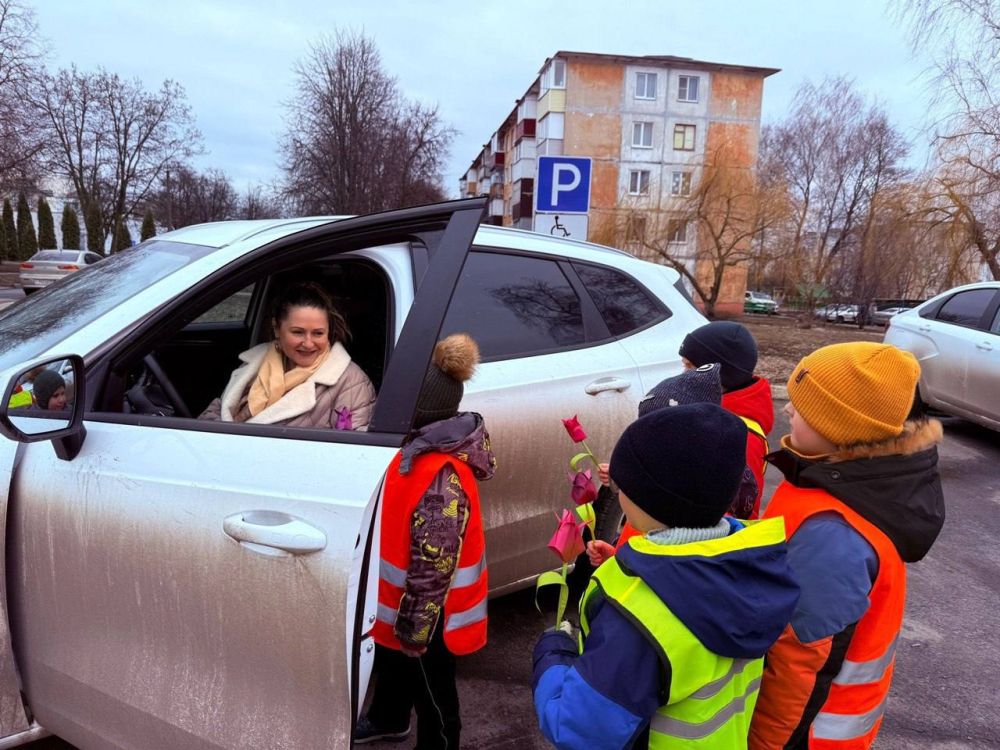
[199, 342, 377, 430]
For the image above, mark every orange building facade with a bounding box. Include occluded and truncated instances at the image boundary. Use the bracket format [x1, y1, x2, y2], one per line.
[460, 52, 778, 317]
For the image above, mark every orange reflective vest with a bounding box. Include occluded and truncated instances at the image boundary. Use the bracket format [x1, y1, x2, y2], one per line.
[763, 483, 905, 749]
[373, 450, 487, 656]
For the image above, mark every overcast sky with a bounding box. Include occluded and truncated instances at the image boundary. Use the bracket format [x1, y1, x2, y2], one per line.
[35, 1, 937, 196]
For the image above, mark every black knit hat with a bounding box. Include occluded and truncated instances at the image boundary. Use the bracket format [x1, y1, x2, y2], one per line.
[412, 333, 480, 429]
[32, 369, 65, 410]
[609, 403, 748, 528]
[679, 321, 758, 392]
[638, 363, 723, 417]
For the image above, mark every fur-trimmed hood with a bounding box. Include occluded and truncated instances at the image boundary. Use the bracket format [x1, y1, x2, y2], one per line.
[768, 419, 945, 562]
[220, 342, 353, 425]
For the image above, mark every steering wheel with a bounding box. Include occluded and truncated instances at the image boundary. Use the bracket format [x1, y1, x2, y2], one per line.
[142, 354, 192, 418]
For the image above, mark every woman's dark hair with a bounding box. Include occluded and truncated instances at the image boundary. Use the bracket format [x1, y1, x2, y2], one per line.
[271, 281, 351, 344]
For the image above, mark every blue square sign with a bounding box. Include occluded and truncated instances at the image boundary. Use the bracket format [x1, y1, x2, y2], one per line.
[536, 156, 592, 214]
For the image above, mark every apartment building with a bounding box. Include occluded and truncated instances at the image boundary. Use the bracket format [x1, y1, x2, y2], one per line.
[460, 51, 778, 315]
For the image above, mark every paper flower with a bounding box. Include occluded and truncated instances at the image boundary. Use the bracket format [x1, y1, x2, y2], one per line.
[335, 406, 353, 431]
[568, 470, 598, 506]
[561, 415, 588, 443]
[548, 509, 587, 564]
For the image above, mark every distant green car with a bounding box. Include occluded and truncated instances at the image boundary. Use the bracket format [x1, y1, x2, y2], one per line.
[744, 290, 779, 315]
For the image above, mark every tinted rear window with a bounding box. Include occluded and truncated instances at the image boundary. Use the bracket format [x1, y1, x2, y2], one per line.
[571, 262, 666, 336]
[0, 240, 216, 370]
[33, 251, 79, 262]
[935, 289, 997, 328]
[441, 251, 584, 360]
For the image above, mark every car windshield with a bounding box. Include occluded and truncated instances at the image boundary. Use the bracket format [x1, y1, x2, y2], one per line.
[0, 240, 216, 370]
[32, 250, 80, 262]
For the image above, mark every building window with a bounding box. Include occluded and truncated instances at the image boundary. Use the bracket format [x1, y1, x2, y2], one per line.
[667, 219, 688, 244]
[632, 121, 654, 148]
[635, 72, 657, 100]
[625, 215, 647, 243]
[628, 170, 650, 195]
[552, 59, 566, 89]
[671, 171, 692, 196]
[673, 124, 696, 151]
[678, 75, 700, 102]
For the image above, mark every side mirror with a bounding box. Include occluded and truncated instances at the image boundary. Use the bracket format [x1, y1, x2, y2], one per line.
[0, 355, 86, 460]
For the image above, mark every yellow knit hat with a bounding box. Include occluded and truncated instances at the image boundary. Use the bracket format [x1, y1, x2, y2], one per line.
[787, 342, 921, 446]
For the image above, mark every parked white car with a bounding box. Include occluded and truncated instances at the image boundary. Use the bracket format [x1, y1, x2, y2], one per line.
[884, 281, 1000, 430]
[0, 199, 706, 749]
[19, 249, 104, 293]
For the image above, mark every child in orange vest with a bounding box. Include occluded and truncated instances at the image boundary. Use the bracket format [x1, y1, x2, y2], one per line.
[749, 342, 945, 749]
[355, 334, 496, 750]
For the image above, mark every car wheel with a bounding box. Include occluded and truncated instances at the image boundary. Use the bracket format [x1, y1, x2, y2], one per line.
[836, 315, 844, 324]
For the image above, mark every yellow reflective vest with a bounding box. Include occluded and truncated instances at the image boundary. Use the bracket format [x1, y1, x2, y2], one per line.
[580, 519, 787, 748]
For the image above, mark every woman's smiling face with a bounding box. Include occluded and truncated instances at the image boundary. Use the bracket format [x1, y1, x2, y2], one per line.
[274, 305, 330, 369]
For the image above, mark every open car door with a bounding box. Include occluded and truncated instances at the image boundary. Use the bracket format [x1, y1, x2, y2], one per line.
[0, 199, 485, 749]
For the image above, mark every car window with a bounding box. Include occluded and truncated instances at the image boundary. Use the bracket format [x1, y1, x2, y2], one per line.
[935, 289, 997, 328]
[571, 262, 666, 337]
[441, 251, 585, 360]
[193, 285, 255, 324]
[33, 250, 80, 262]
[991, 307, 1000, 334]
[84, 253, 102, 265]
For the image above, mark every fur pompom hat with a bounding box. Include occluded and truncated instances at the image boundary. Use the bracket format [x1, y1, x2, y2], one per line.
[412, 333, 480, 428]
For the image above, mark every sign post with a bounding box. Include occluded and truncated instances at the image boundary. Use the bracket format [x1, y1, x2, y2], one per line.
[534, 156, 592, 239]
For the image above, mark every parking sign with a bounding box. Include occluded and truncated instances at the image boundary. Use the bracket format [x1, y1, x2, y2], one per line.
[536, 156, 592, 214]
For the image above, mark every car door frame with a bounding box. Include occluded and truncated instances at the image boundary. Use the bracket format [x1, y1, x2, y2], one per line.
[3, 198, 486, 748]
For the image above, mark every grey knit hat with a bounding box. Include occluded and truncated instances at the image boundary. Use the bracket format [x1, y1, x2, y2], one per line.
[412, 334, 480, 429]
[638, 363, 723, 417]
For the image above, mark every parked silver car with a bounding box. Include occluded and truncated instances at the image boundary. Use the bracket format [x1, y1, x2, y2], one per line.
[19, 249, 104, 293]
[872, 306, 911, 327]
[0, 199, 706, 748]
[884, 281, 1000, 430]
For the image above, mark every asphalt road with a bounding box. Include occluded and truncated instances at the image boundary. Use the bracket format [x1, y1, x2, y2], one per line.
[25, 405, 1000, 749]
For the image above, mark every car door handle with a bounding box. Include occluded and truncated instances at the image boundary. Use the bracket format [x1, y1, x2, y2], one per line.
[223, 510, 327, 556]
[918, 324, 931, 332]
[585, 377, 631, 395]
[976, 341, 993, 351]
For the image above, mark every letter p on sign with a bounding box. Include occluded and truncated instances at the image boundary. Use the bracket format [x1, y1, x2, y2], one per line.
[536, 156, 592, 214]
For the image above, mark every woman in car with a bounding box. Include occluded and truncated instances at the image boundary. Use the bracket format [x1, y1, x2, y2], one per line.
[199, 281, 377, 429]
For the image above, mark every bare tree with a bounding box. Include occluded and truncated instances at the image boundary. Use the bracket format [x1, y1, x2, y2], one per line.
[896, 0, 1000, 278]
[0, 0, 47, 191]
[763, 78, 909, 307]
[34, 67, 201, 251]
[280, 30, 454, 214]
[238, 183, 286, 220]
[150, 165, 237, 229]
[593, 139, 788, 318]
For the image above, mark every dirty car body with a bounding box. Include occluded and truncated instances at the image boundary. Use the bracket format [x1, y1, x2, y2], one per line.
[0, 199, 704, 749]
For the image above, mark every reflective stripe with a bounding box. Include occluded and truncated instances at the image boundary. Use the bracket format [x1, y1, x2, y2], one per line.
[381, 556, 485, 589]
[452, 556, 486, 588]
[812, 695, 888, 741]
[651, 677, 761, 740]
[689, 659, 753, 700]
[376, 603, 398, 627]
[379, 559, 407, 588]
[833, 638, 897, 686]
[444, 599, 487, 632]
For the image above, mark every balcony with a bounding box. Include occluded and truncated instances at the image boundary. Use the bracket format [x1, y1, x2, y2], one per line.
[484, 151, 505, 170]
[490, 198, 504, 217]
[515, 119, 537, 141]
[489, 183, 504, 200]
[511, 157, 536, 183]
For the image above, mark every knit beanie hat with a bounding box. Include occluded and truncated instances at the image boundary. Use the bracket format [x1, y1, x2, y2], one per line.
[32, 369, 65, 409]
[609, 403, 748, 528]
[412, 333, 479, 429]
[787, 342, 921, 446]
[638, 363, 723, 417]
[679, 321, 758, 391]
